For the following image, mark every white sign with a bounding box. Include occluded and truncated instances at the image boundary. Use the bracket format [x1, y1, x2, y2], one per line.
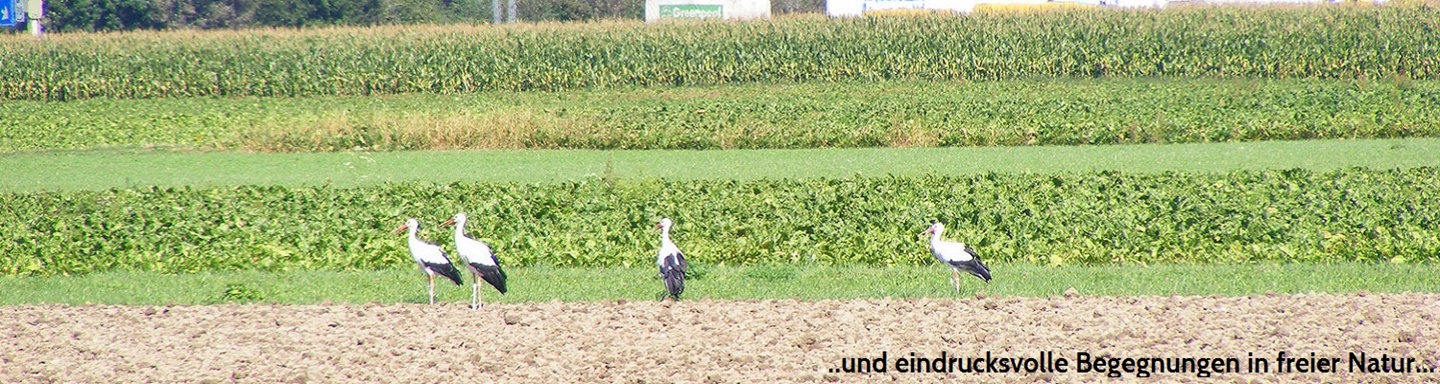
[646, 0, 769, 21]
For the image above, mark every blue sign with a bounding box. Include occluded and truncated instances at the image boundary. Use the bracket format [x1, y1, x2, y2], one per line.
[0, 0, 15, 28]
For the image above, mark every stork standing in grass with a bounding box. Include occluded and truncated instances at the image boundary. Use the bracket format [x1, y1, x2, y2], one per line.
[922, 222, 992, 293]
[394, 218, 464, 305]
[655, 218, 688, 301]
[443, 213, 507, 310]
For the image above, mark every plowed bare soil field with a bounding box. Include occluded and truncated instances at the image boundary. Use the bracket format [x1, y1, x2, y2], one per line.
[4, 293, 1438, 383]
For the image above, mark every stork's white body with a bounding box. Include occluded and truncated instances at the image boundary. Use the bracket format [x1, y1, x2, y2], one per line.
[656, 235, 683, 270]
[929, 236, 975, 264]
[407, 226, 450, 270]
[453, 228, 496, 268]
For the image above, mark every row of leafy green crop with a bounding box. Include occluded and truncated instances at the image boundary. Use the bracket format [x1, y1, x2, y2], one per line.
[3, 7, 1438, 101]
[3, 168, 1435, 276]
[4, 78, 1437, 152]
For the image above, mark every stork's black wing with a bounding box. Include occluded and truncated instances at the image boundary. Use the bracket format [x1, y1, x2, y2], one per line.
[660, 253, 686, 299]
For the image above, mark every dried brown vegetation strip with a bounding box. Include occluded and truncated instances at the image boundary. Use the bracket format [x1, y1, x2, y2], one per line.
[3, 294, 1438, 383]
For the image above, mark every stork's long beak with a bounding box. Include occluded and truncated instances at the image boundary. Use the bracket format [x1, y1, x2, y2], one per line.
[393, 225, 407, 234]
[918, 228, 931, 239]
[442, 218, 456, 227]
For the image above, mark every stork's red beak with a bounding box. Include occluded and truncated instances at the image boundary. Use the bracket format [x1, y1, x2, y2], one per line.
[393, 225, 407, 234]
[442, 218, 456, 227]
[655, 223, 663, 230]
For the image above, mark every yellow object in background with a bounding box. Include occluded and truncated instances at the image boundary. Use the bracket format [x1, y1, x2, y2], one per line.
[973, 2, 1096, 14]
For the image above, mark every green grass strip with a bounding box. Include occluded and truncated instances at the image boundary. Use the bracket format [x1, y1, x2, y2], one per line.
[3, 138, 1438, 192]
[2, 263, 1435, 305]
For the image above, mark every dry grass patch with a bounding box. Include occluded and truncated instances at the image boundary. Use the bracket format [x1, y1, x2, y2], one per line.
[886, 118, 942, 148]
[228, 109, 594, 152]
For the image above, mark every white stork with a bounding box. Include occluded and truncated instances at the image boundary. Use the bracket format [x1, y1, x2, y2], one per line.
[655, 218, 688, 301]
[394, 218, 464, 305]
[922, 222, 992, 293]
[442, 213, 507, 310]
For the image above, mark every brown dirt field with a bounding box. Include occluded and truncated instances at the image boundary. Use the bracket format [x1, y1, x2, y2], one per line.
[3, 293, 1438, 383]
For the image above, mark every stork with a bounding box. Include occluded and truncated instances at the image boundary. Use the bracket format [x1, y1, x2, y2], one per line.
[442, 213, 507, 310]
[394, 218, 464, 305]
[922, 222, 992, 293]
[655, 218, 688, 301]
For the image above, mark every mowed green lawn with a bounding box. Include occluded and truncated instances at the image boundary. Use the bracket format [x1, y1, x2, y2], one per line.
[2, 263, 1436, 305]
[2, 137, 1437, 192]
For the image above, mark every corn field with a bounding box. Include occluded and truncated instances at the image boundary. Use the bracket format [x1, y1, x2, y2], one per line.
[2, 7, 1437, 101]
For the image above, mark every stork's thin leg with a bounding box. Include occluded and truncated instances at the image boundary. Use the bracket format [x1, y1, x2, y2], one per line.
[471, 283, 480, 310]
[467, 272, 476, 309]
[477, 284, 485, 310]
[428, 275, 436, 305]
[951, 269, 960, 293]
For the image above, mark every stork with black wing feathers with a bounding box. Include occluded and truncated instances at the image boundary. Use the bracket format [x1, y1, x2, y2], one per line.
[922, 222, 992, 293]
